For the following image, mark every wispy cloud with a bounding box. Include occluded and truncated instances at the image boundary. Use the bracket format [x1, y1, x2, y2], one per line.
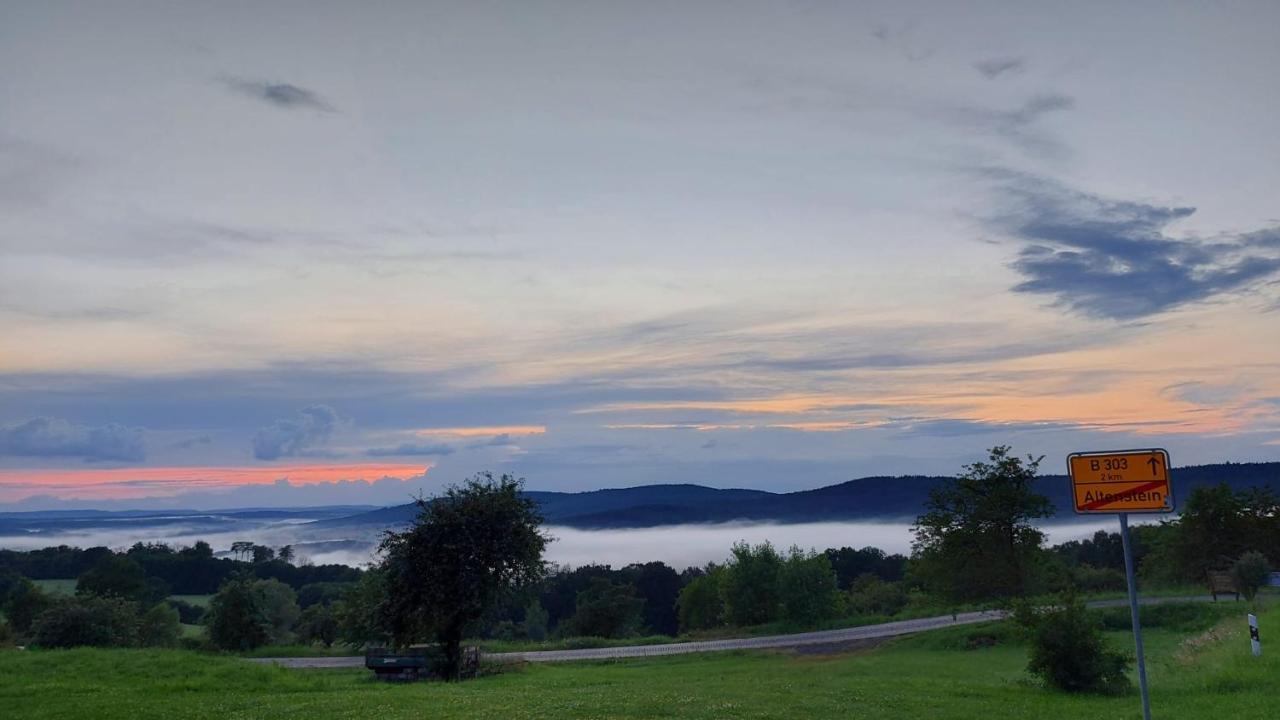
[221, 78, 336, 112]
[364, 442, 454, 457]
[974, 57, 1026, 79]
[252, 405, 341, 460]
[0, 417, 145, 463]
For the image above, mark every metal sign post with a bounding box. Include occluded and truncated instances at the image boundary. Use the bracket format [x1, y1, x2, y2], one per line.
[1068, 448, 1174, 720]
[1120, 513, 1152, 720]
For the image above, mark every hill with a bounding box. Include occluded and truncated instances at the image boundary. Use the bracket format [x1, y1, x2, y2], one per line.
[311, 461, 1280, 531]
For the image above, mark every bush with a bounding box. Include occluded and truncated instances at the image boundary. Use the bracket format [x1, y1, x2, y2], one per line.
[139, 602, 182, 647]
[1093, 602, 1219, 633]
[1070, 564, 1127, 593]
[1015, 595, 1131, 694]
[30, 596, 140, 649]
[847, 574, 908, 617]
[0, 619, 13, 647]
[297, 603, 339, 647]
[1233, 551, 1271, 601]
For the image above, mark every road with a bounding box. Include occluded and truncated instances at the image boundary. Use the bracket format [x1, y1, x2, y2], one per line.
[252, 595, 1221, 669]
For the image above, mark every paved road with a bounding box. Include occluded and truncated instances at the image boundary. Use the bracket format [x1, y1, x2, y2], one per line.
[252, 594, 1223, 669]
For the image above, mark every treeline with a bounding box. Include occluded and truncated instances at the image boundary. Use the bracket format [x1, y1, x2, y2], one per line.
[0, 542, 360, 595]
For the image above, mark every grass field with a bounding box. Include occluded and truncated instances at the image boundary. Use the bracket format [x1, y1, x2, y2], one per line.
[30, 578, 77, 596]
[2, 603, 1272, 720]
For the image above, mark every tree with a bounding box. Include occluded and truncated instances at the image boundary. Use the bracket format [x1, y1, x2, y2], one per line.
[139, 602, 182, 647]
[562, 577, 644, 638]
[778, 547, 839, 625]
[380, 472, 548, 679]
[298, 603, 339, 647]
[1233, 551, 1271, 601]
[30, 596, 140, 649]
[277, 545, 295, 564]
[230, 541, 255, 562]
[77, 555, 162, 603]
[847, 573, 909, 616]
[251, 545, 276, 564]
[522, 599, 549, 642]
[722, 542, 783, 626]
[677, 567, 725, 632]
[252, 578, 301, 644]
[205, 576, 271, 651]
[911, 446, 1053, 602]
[3, 578, 51, 635]
[620, 561, 682, 636]
[335, 569, 392, 648]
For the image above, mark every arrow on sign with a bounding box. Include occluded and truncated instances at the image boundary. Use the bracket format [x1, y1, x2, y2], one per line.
[1147, 457, 1160, 475]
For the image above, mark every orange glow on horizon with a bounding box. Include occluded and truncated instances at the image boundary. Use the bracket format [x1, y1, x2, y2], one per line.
[412, 425, 546, 438]
[0, 463, 429, 501]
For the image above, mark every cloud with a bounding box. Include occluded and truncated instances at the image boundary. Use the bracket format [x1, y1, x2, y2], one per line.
[974, 57, 1026, 79]
[466, 433, 518, 449]
[952, 94, 1074, 155]
[222, 78, 336, 112]
[988, 172, 1280, 320]
[252, 405, 341, 460]
[172, 435, 212, 449]
[365, 442, 455, 457]
[0, 417, 145, 462]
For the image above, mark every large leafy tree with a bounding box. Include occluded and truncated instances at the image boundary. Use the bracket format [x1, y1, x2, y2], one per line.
[911, 446, 1053, 602]
[380, 472, 547, 679]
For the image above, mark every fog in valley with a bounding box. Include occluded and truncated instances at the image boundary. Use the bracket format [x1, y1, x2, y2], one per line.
[0, 518, 1128, 571]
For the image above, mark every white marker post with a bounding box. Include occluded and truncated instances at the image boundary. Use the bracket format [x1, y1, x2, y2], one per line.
[1249, 614, 1260, 657]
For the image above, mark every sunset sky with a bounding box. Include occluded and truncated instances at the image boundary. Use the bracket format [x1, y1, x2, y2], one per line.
[2, 1, 1278, 509]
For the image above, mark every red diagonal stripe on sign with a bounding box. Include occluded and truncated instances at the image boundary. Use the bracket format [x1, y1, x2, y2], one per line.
[1081, 479, 1168, 511]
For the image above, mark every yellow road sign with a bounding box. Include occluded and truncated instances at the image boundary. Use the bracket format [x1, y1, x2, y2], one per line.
[1068, 449, 1173, 514]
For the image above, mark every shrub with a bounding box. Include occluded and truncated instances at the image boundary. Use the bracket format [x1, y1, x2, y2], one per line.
[297, 602, 339, 647]
[1093, 602, 1218, 633]
[1015, 595, 1131, 694]
[847, 573, 909, 617]
[139, 602, 182, 647]
[30, 596, 140, 649]
[0, 618, 14, 647]
[1070, 564, 1127, 593]
[1233, 551, 1271, 601]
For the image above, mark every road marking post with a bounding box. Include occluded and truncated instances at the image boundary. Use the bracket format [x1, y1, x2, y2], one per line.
[1249, 614, 1261, 657]
[1069, 448, 1174, 720]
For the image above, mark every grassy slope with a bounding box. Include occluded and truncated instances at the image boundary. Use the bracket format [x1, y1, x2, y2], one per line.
[2, 604, 1273, 720]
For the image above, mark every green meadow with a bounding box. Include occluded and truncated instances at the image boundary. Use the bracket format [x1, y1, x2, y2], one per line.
[3, 603, 1272, 720]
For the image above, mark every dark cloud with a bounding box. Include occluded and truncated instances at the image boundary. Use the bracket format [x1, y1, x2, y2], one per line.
[172, 435, 212, 449]
[0, 417, 145, 462]
[990, 172, 1280, 319]
[222, 78, 336, 112]
[466, 433, 519, 449]
[974, 57, 1026, 79]
[252, 405, 341, 460]
[364, 442, 455, 457]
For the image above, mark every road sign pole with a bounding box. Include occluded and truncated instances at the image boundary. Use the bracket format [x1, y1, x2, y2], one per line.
[1120, 513, 1152, 720]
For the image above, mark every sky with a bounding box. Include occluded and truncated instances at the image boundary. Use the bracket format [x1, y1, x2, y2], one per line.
[1, 1, 1278, 510]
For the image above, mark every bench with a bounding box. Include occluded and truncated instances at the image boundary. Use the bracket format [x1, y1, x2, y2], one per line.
[1207, 570, 1240, 602]
[365, 646, 480, 682]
